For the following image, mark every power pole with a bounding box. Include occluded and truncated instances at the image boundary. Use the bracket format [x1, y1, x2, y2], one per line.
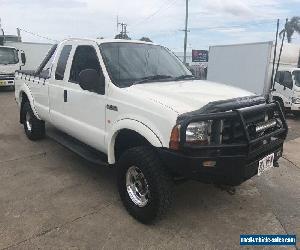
[116, 15, 119, 33]
[124, 24, 128, 38]
[183, 0, 189, 65]
[117, 22, 128, 39]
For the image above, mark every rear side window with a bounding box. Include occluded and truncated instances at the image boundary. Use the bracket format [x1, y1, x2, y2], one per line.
[55, 45, 72, 80]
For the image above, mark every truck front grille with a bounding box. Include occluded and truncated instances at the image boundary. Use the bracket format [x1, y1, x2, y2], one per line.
[221, 119, 245, 144]
[218, 104, 283, 145]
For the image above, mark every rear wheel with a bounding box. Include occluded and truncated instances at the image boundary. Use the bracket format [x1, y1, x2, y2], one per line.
[22, 102, 45, 140]
[117, 146, 174, 224]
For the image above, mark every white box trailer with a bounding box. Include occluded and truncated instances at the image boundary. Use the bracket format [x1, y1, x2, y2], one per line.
[207, 42, 300, 115]
[207, 41, 300, 95]
[4, 41, 53, 71]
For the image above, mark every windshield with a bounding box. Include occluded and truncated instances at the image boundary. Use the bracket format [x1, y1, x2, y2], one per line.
[293, 71, 300, 87]
[99, 42, 192, 87]
[0, 47, 19, 65]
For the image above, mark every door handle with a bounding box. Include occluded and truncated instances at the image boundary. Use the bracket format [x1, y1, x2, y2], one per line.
[64, 90, 67, 102]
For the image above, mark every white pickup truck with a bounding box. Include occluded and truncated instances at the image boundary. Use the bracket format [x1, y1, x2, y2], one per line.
[15, 38, 288, 224]
[0, 45, 26, 88]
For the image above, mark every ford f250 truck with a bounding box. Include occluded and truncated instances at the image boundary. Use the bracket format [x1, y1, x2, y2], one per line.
[0, 45, 26, 88]
[14, 39, 288, 224]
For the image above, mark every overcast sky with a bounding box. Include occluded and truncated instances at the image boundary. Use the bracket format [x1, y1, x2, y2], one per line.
[1, 0, 300, 51]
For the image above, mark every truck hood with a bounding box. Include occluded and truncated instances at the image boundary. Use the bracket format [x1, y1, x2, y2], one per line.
[128, 80, 254, 114]
[0, 64, 19, 75]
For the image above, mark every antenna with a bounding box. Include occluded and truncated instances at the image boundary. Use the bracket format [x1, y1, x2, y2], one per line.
[117, 21, 128, 39]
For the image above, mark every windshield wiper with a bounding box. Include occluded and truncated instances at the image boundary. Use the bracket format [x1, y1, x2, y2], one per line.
[174, 74, 196, 81]
[132, 75, 173, 85]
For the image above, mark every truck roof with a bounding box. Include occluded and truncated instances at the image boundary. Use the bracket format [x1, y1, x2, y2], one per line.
[59, 38, 156, 46]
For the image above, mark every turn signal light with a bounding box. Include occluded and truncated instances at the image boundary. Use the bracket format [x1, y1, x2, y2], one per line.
[169, 125, 180, 150]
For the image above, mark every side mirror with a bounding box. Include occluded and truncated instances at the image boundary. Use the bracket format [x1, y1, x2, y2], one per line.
[21, 52, 26, 66]
[79, 68, 105, 94]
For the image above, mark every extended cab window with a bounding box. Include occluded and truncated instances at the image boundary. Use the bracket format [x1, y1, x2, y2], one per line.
[69, 45, 102, 84]
[55, 45, 72, 80]
[38, 46, 57, 79]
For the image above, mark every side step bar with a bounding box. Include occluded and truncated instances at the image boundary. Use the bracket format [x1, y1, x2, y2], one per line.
[46, 124, 109, 166]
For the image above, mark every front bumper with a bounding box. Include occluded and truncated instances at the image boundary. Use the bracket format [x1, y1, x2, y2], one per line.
[157, 140, 283, 186]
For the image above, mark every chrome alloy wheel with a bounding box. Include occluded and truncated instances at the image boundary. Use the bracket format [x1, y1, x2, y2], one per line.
[25, 112, 32, 132]
[126, 166, 150, 207]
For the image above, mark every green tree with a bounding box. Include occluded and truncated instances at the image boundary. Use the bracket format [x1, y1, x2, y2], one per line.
[279, 17, 300, 43]
[140, 37, 153, 43]
[114, 33, 131, 40]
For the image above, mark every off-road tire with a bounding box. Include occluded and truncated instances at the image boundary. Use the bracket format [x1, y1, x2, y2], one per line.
[117, 146, 174, 224]
[22, 102, 45, 140]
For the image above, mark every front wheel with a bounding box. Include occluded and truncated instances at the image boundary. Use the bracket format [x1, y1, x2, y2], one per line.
[117, 146, 174, 224]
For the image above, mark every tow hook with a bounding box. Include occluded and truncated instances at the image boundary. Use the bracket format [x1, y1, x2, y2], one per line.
[215, 184, 236, 195]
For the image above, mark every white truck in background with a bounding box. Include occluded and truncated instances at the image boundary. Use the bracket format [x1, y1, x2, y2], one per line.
[4, 41, 53, 71]
[0, 45, 26, 88]
[207, 42, 300, 116]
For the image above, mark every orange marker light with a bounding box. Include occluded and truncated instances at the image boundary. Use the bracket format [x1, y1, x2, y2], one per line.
[169, 125, 180, 150]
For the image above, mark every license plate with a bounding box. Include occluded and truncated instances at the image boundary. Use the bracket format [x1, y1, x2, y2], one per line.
[0, 80, 5, 85]
[258, 153, 274, 176]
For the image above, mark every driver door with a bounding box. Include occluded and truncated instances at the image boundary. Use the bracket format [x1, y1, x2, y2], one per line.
[62, 43, 107, 153]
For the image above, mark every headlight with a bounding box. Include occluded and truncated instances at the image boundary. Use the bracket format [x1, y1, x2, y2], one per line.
[186, 121, 211, 144]
[292, 97, 300, 104]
